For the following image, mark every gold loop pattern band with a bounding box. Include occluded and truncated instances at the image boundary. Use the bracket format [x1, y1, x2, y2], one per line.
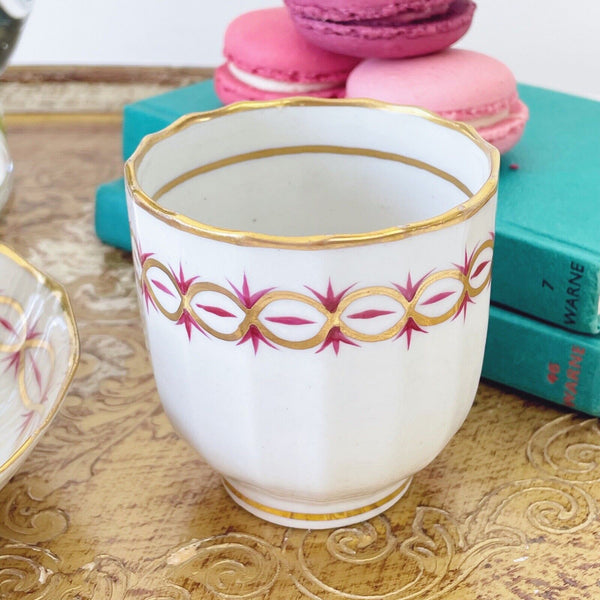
[135, 236, 493, 353]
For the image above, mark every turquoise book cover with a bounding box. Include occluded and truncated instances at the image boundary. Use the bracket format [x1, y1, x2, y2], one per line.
[494, 85, 600, 334]
[95, 178, 129, 251]
[483, 304, 600, 416]
[95, 80, 223, 250]
[122, 79, 222, 160]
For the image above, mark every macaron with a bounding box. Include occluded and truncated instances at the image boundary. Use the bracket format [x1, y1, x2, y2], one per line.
[346, 49, 529, 153]
[284, 0, 476, 59]
[215, 8, 360, 104]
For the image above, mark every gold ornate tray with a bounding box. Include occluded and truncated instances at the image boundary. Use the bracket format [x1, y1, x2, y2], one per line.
[0, 68, 598, 599]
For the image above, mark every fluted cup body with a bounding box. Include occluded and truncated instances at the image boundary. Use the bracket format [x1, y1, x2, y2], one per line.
[125, 99, 499, 528]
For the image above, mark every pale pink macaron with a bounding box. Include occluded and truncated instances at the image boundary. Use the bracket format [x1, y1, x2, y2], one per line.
[284, 0, 476, 59]
[214, 8, 360, 104]
[346, 49, 529, 153]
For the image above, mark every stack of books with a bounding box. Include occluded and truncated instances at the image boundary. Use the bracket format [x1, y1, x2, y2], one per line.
[95, 82, 600, 415]
[483, 86, 600, 415]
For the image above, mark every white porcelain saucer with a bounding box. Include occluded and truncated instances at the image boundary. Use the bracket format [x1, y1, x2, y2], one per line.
[0, 243, 79, 489]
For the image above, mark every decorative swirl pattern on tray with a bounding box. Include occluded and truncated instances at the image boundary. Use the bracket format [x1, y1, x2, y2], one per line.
[326, 519, 397, 565]
[289, 478, 598, 600]
[0, 480, 68, 545]
[163, 534, 281, 599]
[527, 414, 600, 483]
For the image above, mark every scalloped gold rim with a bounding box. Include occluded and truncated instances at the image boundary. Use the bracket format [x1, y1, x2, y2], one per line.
[0, 243, 80, 475]
[125, 97, 500, 250]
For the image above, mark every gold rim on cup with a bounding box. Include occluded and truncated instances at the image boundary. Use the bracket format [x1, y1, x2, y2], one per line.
[124, 97, 500, 251]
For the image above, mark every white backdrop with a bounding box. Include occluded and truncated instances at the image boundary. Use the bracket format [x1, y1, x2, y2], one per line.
[10, 0, 600, 100]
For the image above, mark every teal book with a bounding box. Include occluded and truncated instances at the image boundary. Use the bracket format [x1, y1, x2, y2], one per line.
[95, 80, 223, 250]
[122, 78, 222, 160]
[482, 304, 600, 416]
[95, 178, 130, 251]
[493, 85, 600, 334]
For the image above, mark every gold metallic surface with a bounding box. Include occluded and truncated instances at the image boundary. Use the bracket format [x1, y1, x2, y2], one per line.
[125, 98, 500, 250]
[0, 75, 598, 600]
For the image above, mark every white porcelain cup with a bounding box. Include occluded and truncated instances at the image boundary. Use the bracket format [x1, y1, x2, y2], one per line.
[125, 98, 499, 529]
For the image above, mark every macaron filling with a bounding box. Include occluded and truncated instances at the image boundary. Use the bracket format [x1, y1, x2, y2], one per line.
[284, 0, 453, 23]
[338, 5, 450, 26]
[438, 93, 524, 131]
[227, 62, 342, 93]
[460, 108, 511, 129]
[440, 98, 529, 152]
[290, 0, 472, 35]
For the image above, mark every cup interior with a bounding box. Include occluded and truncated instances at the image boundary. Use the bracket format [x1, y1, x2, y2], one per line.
[133, 102, 496, 238]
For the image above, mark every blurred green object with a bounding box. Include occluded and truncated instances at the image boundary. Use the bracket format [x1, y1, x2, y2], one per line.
[0, 2, 31, 72]
[0, 0, 34, 215]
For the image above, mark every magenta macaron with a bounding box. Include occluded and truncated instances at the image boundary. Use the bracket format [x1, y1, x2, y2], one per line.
[347, 49, 529, 153]
[284, 0, 476, 59]
[215, 8, 360, 104]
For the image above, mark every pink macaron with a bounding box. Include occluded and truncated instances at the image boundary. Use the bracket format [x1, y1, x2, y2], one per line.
[284, 0, 476, 59]
[346, 49, 529, 153]
[215, 8, 360, 104]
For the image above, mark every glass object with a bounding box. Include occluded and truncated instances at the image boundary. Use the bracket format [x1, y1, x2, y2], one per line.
[0, 0, 34, 213]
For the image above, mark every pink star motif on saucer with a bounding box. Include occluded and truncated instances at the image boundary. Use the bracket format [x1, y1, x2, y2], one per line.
[2, 318, 42, 379]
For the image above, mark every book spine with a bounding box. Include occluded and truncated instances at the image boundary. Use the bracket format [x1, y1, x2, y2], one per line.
[491, 223, 600, 334]
[122, 103, 172, 161]
[482, 305, 600, 416]
[122, 80, 222, 160]
[95, 178, 131, 251]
